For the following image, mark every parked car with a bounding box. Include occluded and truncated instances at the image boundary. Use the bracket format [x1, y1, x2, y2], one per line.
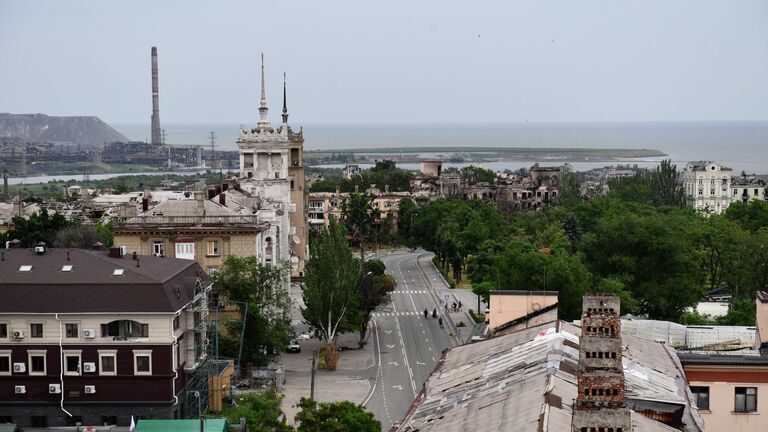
[297, 331, 313, 340]
[287, 339, 301, 353]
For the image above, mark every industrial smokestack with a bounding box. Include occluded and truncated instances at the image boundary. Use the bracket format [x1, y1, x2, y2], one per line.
[2, 170, 8, 202]
[151, 46, 162, 145]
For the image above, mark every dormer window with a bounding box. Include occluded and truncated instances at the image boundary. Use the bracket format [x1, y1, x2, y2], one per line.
[112, 269, 125, 276]
[61, 265, 73, 272]
[18, 265, 32, 272]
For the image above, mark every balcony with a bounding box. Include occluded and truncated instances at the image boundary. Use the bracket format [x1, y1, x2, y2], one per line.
[115, 214, 262, 227]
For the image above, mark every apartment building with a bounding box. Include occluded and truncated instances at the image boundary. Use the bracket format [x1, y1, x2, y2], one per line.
[0, 246, 211, 427]
[683, 161, 733, 214]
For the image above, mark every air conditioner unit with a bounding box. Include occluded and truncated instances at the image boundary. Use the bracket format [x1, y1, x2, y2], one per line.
[13, 363, 26, 373]
[14, 385, 26, 394]
[84, 385, 96, 394]
[83, 362, 96, 373]
[83, 329, 96, 339]
[12, 329, 24, 339]
[49, 384, 61, 394]
[119, 245, 127, 256]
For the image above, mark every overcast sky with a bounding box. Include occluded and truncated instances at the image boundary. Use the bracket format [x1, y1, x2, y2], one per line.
[2, 0, 767, 125]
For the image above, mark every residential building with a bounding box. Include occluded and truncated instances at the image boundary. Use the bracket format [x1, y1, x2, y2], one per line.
[675, 291, 768, 432]
[113, 189, 269, 276]
[236, 55, 307, 278]
[730, 175, 766, 205]
[683, 161, 733, 214]
[0, 246, 211, 426]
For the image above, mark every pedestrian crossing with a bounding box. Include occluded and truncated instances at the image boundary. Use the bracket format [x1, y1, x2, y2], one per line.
[393, 290, 427, 294]
[372, 311, 425, 317]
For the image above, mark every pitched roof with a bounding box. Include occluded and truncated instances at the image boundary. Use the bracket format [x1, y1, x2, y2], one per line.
[395, 321, 704, 432]
[0, 248, 208, 313]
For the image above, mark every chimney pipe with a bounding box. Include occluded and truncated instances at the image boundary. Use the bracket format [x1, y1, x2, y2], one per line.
[150, 46, 162, 146]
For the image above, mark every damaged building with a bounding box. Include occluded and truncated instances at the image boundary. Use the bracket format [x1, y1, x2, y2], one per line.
[393, 294, 705, 432]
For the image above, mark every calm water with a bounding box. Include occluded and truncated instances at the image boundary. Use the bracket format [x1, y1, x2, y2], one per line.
[113, 121, 768, 174]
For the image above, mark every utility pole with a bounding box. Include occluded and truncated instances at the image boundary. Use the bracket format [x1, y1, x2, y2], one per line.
[310, 350, 317, 400]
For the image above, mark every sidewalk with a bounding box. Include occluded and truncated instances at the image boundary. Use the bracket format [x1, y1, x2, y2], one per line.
[416, 254, 487, 344]
[279, 332, 374, 425]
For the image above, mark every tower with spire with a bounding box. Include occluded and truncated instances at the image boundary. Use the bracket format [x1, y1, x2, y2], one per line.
[235, 54, 307, 279]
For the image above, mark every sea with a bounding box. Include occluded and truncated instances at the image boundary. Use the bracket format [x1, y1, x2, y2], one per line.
[114, 121, 768, 175]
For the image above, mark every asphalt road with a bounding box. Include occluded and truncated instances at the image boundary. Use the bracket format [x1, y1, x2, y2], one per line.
[363, 250, 455, 430]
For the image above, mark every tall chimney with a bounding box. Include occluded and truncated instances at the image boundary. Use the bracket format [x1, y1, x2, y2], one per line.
[571, 294, 630, 432]
[151, 46, 162, 146]
[2, 169, 8, 202]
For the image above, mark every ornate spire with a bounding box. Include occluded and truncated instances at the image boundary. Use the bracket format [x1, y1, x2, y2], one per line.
[257, 53, 271, 129]
[282, 72, 289, 125]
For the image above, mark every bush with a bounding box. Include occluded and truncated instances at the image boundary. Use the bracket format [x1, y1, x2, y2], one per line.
[456, 321, 466, 328]
[468, 309, 486, 324]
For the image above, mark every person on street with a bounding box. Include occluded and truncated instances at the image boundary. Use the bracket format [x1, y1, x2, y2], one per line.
[438, 316, 444, 328]
[424, 308, 428, 318]
[432, 308, 437, 318]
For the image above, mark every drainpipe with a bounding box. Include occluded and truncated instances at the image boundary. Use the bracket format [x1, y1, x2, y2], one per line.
[171, 311, 181, 406]
[55, 313, 73, 417]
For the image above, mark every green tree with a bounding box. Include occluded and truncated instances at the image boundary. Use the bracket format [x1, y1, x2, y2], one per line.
[302, 219, 362, 369]
[396, 196, 419, 244]
[460, 165, 496, 185]
[216, 256, 292, 369]
[341, 192, 380, 257]
[557, 165, 582, 207]
[724, 199, 768, 232]
[1, 209, 71, 247]
[356, 263, 396, 347]
[217, 391, 293, 432]
[295, 398, 380, 432]
[54, 225, 107, 248]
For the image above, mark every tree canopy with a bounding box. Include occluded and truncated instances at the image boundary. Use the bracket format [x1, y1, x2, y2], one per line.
[295, 398, 381, 432]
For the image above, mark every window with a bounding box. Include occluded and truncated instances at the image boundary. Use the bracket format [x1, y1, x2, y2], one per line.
[0, 322, 7, 338]
[64, 351, 81, 376]
[101, 320, 148, 338]
[31, 416, 48, 427]
[175, 242, 195, 260]
[28, 351, 46, 375]
[99, 350, 117, 375]
[206, 240, 220, 256]
[134, 350, 152, 375]
[690, 386, 710, 410]
[30, 323, 43, 338]
[735, 387, 757, 413]
[153, 241, 165, 257]
[65, 323, 79, 338]
[0, 351, 10, 375]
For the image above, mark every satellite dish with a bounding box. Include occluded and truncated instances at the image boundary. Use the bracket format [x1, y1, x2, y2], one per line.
[532, 303, 542, 311]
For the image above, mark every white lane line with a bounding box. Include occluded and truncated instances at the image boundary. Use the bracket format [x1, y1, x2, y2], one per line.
[362, 319, 380, 407]
[393, 257, 419, 398]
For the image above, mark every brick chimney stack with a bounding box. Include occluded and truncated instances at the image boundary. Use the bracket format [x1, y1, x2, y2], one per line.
[571, 294, 631, 432]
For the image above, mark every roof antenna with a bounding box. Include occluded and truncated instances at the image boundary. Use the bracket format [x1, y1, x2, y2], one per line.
[67, 250, 70, 261]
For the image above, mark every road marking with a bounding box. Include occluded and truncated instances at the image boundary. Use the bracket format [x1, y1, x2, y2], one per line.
[432, 356, 435, 362]
[393, 385, 403, 390]
[384, 330, 393, 334]
[416, 361, 425, 365]
[388, 361, 399, 366]
[385, 344, 395, 349]
[428, 346, 432, 351]
[393, 259, 418, 398]
[362, 318, 380, 407]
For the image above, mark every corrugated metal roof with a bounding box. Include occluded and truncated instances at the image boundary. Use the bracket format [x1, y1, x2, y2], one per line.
[396, 321, 704, 432]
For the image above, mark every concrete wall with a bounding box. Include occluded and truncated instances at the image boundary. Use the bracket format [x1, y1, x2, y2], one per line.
[488, 291, 558, 331]
[688, 379, 768, 432]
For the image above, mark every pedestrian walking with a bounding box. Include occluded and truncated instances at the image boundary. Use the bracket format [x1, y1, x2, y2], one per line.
[438, 316, 443, 328]
[424, 308, 428, 318]
[432, 308, 437, 318]
[458, 301, 462, 311]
